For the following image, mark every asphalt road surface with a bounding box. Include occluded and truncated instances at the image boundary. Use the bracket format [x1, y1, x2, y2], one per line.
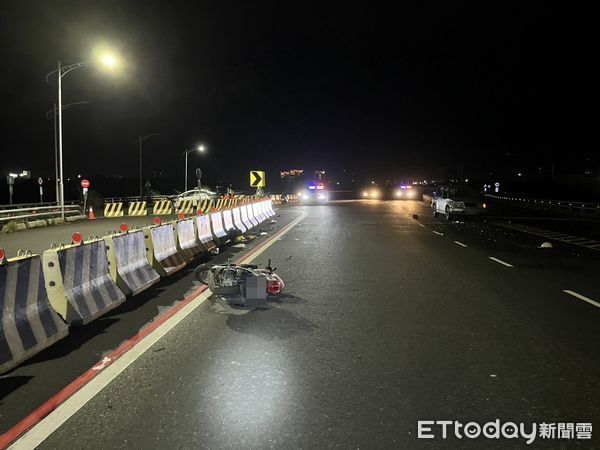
[2, 200, 600, 448]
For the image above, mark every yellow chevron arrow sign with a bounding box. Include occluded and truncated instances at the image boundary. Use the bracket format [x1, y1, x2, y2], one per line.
[250, 170, 265, 187]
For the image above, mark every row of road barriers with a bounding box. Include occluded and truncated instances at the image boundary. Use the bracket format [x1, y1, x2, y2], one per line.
[103, 196, 253, 218]
[0, 198, 277, 373]
[270, 194, 298, 205]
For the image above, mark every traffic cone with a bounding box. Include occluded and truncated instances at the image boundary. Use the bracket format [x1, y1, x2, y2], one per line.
[88, 207, 96, 220]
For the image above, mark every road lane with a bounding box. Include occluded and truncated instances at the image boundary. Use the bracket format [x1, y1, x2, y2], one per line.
[12, 200, 600, 448]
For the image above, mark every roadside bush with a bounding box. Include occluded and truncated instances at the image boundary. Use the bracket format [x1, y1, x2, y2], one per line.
[1, 220, 19, 234]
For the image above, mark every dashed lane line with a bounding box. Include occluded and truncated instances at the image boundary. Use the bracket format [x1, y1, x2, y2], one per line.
[453, 241, 468, 247]
[489, 257, 514, 268]
[563, 290, 600, 309]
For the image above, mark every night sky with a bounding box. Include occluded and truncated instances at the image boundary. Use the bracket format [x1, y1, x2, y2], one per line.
[0, 1, 594, 196]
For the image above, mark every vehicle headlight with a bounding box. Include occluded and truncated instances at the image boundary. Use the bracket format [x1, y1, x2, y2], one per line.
[362, 191, 369, 197]
[454, 202, 465, 208]
[395, 190, 402, 197]
[482, 202, 487, 209]
[302, 193, 309, 200]
[371, 190, 379, 197]
[317, 193, 326, 200]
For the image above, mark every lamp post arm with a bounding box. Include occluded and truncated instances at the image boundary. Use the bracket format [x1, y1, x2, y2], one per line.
[45, 61, 90, 83]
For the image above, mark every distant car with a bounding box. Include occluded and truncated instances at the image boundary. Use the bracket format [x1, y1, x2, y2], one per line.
[361, 187, 381, 199]
[299, 182, 329, 204]
[431, 185, 487, 220]
[393, 185, 417, 200]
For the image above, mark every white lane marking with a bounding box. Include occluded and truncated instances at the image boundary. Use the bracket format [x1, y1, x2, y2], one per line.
[432, 231, 443, 236]
[416, 222, 426, 228]
[241, 212, 305, 263]
[563, 290, 600, 309]
[488, 257, 514, 268]
[453, 241, 468, 247]
[10, 213, 306, 450]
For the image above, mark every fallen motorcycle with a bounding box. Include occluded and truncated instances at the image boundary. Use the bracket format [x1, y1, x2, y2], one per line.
[194, 259, 285, 305]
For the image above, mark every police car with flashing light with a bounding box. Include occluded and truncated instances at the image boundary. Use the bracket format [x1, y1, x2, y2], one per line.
[299, 182, 329, 204]
[393, 184, 417, 199]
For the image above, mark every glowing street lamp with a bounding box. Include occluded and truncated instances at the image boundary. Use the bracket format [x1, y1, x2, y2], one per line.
[99, 53, 117, 69]
[47, 47, 121, 220]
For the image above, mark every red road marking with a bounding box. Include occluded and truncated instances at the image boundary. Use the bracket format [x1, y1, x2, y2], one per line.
[0, 213, 290, 449]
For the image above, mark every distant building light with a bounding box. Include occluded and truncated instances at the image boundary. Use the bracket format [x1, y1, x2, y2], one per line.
[280, 169, 304, 180]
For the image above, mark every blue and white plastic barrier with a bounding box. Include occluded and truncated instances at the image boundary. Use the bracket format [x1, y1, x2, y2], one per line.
[143, 223, 187, 277]
[0, 253, 68, 373]
[104, 230, 160, 296]
[43, 240, 126, 326]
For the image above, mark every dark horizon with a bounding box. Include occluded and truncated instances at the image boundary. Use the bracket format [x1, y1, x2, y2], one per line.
[0, 2, 596, 194]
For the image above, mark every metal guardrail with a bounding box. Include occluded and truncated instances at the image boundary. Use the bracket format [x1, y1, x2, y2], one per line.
[485, 194, 600, 217]
[0, 200, 79, 211]
[103, 195, 173, 203]
[0, 204, 83, 224]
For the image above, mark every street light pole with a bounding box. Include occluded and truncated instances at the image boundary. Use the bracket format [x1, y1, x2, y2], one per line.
[138, 134, 160, 197]
[57, 61, 65, 220]
[47, 101, 90, 205]
[185, 151, 188, 192]
[53, 103, 59, 204]
[183, 145, 206, 191]
[48, 50, 119, 221]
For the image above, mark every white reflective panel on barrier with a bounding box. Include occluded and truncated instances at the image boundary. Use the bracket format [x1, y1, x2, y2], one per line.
[196, 215, 214, 244]
[240, 205, 254, 230]
[222, 209, 235, 232]
[232, 207, 246, 233]
[210, 212, 227, 239]
[245, 204, 258, 227]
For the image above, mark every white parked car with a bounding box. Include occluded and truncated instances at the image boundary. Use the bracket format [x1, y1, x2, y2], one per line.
[431, 185, 487, 220]
[175, 188, 217, 206]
